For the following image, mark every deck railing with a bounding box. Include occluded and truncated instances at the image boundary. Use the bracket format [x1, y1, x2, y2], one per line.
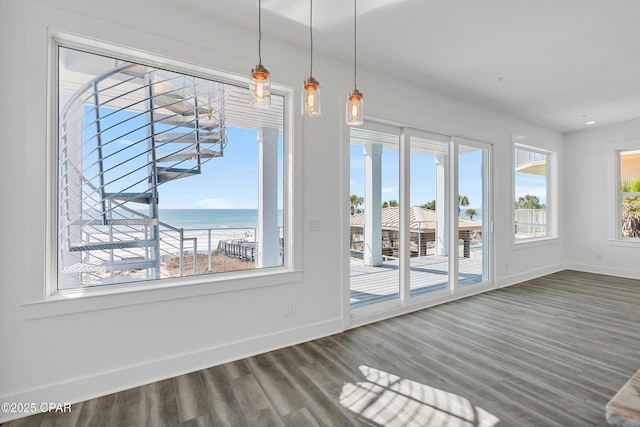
[350, 220, 482, 259]
[515, 150, 546, 169]
[514, 208, 547, 238]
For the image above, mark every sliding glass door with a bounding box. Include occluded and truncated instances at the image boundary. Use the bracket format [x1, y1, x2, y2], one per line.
[408, 133, 450, 297]
[349, 123, 492, 316]
[457, 140, 490, 287]
[349, 124, 401, 310]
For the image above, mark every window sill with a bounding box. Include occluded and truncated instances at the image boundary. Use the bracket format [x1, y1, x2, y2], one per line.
[608, 239, 640, 248]
[511, 236, 559, 249]
[23, 269, 303, 319]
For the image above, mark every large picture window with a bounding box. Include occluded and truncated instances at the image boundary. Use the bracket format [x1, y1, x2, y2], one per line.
[57, 46, 286, 290]
[618, 150, 640, 239]
[514, 146, 554, 241]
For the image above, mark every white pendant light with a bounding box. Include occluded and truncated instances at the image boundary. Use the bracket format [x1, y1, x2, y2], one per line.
[249, 0, 271, 109]
[346, 0, 363, 126]
[302, 0, 321, 117]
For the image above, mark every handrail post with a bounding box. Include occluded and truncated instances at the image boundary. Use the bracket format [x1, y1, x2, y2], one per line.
[219, 85, 226, 156]
[193, 238, 197, 276]
[92, 82, 108, 226]
[207, 229, 213, 272]
[145, 224, 150, 280]
[193, 79, 202, 173]
[179, 229, 184, 277]
[145, 70, 161, 279]
[418, 221, 422, 258]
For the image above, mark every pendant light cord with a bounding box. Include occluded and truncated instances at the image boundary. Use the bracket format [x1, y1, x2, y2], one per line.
[353, 0, 357, 89]
[258, 0, 263, 65]
[310, 0, 314, 77]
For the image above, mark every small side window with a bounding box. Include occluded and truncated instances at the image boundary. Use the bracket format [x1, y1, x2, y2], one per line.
[514, 146, 553, 241]
[618, 150, 640, 239]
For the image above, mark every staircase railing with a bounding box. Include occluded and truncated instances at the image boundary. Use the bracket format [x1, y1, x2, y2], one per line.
[59, 57, 227, 288]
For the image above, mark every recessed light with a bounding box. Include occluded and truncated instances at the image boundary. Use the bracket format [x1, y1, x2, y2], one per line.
[585, 120, 596, 125]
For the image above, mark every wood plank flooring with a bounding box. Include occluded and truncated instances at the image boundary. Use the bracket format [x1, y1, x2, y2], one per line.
[4, 270, 640, 426]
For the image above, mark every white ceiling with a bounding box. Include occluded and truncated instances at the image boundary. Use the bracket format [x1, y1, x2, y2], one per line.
[191, 0, 640, 134]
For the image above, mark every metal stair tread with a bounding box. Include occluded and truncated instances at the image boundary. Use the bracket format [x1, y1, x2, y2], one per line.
[157, 148, 221, 162]
[106, 218, 159, 226]
[69, 239, 156, 252]
[155, 132, 221, 143]
[104, 192, 155, 204]
[155, 113, 220, 130]
[63, 259, 157, 273]
[70, 217, 158, 226]
[156, 168, 199, 183]
[153, 94, 208, 116]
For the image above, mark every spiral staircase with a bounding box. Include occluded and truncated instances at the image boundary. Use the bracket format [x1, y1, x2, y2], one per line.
[58, 57, 227, 288]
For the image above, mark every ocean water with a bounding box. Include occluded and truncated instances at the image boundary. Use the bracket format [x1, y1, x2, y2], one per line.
[157, 209, 283, 230]
[154, 208, 479, 230]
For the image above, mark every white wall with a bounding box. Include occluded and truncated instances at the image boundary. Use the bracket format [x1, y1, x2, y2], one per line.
[0, 0, 565, 421]
[565, 118, 640, 277]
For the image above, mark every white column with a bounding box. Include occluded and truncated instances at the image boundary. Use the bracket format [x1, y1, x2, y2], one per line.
[435, 154, 449, 256]
[257, 127, 279, 268]
[364, 143, 383, 266]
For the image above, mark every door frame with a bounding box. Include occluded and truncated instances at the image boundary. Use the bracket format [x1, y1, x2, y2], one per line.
[343, 118, 495, 329]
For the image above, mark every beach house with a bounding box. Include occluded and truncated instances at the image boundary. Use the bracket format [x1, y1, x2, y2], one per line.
[2, 1, 640, 425]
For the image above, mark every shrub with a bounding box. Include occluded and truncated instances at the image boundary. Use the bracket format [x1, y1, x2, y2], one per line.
[621, 177, 640, 192]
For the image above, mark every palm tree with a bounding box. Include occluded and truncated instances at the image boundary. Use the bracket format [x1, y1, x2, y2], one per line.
[515, 194, 542, 209]
[465, 208, 477, 219]
[388, 200, 398, 207]
[382, 201, 389, 208]
[350, 194, 363, 215]
[420, 200, 436, 210]
[458, 195, 469, 214]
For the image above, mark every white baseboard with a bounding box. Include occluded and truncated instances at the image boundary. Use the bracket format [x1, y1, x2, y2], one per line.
[349, 282, 495, 330]
[564, 262, 640, 280]
[497, 262, 567, 288]
[0, 318, 342, 423]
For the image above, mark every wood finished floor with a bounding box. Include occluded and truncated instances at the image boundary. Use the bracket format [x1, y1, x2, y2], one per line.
[4, 270, 640, 426]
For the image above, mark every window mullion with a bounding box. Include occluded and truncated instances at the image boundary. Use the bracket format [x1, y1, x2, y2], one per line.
[399, 128, 410, 304]
[449, 137, 459, 292]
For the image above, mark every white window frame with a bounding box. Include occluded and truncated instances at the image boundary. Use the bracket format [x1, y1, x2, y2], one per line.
[512, 143, 558, 244]
[26, 31, 301, 319]
[614, 147, 640, 243]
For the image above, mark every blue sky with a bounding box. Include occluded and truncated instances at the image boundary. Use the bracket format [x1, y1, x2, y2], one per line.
[350, 145, 487, 210]
[514, 172, 547, 204]
[159, 127, 284, 209]
[86, 105, 283, 210]
[350, 144, 547, 210]
[86, 103, 542, 212]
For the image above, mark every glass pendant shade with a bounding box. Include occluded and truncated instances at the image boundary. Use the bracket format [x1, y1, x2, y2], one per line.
[346, 88, 363, 126]
[249, 64, 271, 109]
[301, 77, 321, 117]
[346, 0, 363, 126]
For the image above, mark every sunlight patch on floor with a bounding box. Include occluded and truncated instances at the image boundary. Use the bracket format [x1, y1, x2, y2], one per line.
[340, 365, 500, 427]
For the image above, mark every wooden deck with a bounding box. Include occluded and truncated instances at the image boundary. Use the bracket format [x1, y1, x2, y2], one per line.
[217, 240, 256, 261]
[350, 255, 484, 309]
